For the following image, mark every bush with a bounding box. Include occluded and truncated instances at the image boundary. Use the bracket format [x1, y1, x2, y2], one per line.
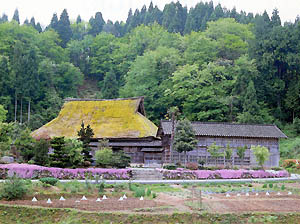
[0, 175, 27, 200]
[251, 145, 270, 168]
[134, 188, 145, 197]
[281, 184, 285, 191]
[112, 151, 131, 168]
[163, 164, 177, 170]
[95, 148, 113, 168]
[98, 182, 105, 194]
[186, 162, 198, 170]
[33, 139, 50, 166]
[282, 159, 299, 169]
[39, 177, 58, 186]
[269, 183, 273, 188]
[146, 188, 151, 197]
[152, 192, 157, 198]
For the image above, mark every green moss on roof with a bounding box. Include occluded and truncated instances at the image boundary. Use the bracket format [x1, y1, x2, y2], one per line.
[32, 98, 158, 139]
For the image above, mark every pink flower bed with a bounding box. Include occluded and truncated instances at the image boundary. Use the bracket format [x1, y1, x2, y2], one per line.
[158, 168, 289, 180]
[0, 164, 131, 180]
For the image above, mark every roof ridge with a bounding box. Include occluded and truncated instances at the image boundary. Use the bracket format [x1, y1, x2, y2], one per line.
[65, 96, 144, 102]
[161, 120, 276, 127]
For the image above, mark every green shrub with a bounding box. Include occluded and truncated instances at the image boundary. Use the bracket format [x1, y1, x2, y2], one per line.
[262, 184, 267, 188]
[281, 184, 285, 191]
[152, 192, 157, 198]
[163, 164, 177, 170]
[95, 148, 113, 167]
[134, 188, 145, 197]
[269, 183, 273, 188]
[98, 182, 105, 194]
[146, 188, 151, 197]
[251, 145, 270, 168]
[39, 177, 58, 186]
[0, 175, 27, 200]
[112, 151, 131, 168]
[33, 139, 50, 166]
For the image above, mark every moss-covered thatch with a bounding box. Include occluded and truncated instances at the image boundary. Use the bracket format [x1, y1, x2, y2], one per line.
[32, 97, 158, 139]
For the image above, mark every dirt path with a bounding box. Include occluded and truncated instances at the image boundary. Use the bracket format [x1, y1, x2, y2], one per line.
[155, 192, 192, 212]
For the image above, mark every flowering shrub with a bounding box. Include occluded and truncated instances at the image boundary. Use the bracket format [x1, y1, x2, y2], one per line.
[158, 168, 289, 180]
[0, 164, 132, 180]
[282, 159, 300, 169]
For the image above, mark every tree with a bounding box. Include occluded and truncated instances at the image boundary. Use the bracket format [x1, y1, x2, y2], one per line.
[64, 139, 84, 167]
[33, 139, 50, 166]
[207, 142, 222, 166]
[0, 105, 7, 123]
[49, 13, 59, 30]
[77, 121, 94, 165]
[57, 9, 72, 48]
[50, 137, 69, 168]
[251, 145, 270, 169]
[100, 69, 119, 99]
[89, 12, 105, 36]
[173, 119, 197, 166]
[120, 46, 181, 122]
[236, 145, 247, 167]
[14, 128, 36, 162]
[224, 143, 233, 167]
[76, 15, 82, 24]
[12, 9, 20, 24]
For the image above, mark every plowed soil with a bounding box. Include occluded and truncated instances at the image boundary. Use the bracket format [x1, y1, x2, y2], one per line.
[0, 197, 163, 212]
[204, 193, 300, 213]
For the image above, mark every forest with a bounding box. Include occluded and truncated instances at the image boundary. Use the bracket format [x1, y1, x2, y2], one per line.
[0, 1, 299, 141]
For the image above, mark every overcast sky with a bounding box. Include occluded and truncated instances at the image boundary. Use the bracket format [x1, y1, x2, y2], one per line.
[1, 0, 299, 26]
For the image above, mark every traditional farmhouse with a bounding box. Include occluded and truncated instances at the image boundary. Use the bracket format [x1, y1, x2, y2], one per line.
[32, 97, 287, 167]
[159, 121, 287, 167]
[31, 97, 162, 164]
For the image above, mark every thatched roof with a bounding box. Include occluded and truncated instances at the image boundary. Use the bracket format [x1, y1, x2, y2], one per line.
[32, 97, 158, 139]
[160, 120, 287, 139]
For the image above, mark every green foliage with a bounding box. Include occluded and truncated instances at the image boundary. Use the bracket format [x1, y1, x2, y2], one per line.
[236, 145, 247, 164]
[225, 143, 233, 160]
[49, 137, 71, 168]
[33, 139, 50, 166]
[146, 188, 151, 197]
[134, 187, 145, 197]
[98, 182, 105, 194]
[163, 164, 177, 170]
[0, 105, 7, 123]
[39, 177, 59, 186]
[14, 127, 36, 162]
[281, 184, 285, 191]
[0, 175, 27, 200]
[64, 138, 84, 167]
[77, 121, 94, 164]
[173, 119, 197, 154]
[207, 142, 222, 165]
[112, 151, 131, 168]
[251, 145, 270, 168]
[95, 148, 113, 168]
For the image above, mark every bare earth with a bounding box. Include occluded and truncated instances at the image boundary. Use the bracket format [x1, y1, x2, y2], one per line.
[0, 197, 163, 212]
[204, 193, 300, 213]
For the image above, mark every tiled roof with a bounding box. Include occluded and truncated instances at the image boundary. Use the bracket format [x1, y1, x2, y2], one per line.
[160, 121, 287, 139]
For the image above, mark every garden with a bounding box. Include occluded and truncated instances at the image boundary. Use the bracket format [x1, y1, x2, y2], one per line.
[1, 176, 300, 223]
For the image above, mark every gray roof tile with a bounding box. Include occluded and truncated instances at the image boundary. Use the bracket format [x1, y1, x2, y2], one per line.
[161, 121, 287, 139]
